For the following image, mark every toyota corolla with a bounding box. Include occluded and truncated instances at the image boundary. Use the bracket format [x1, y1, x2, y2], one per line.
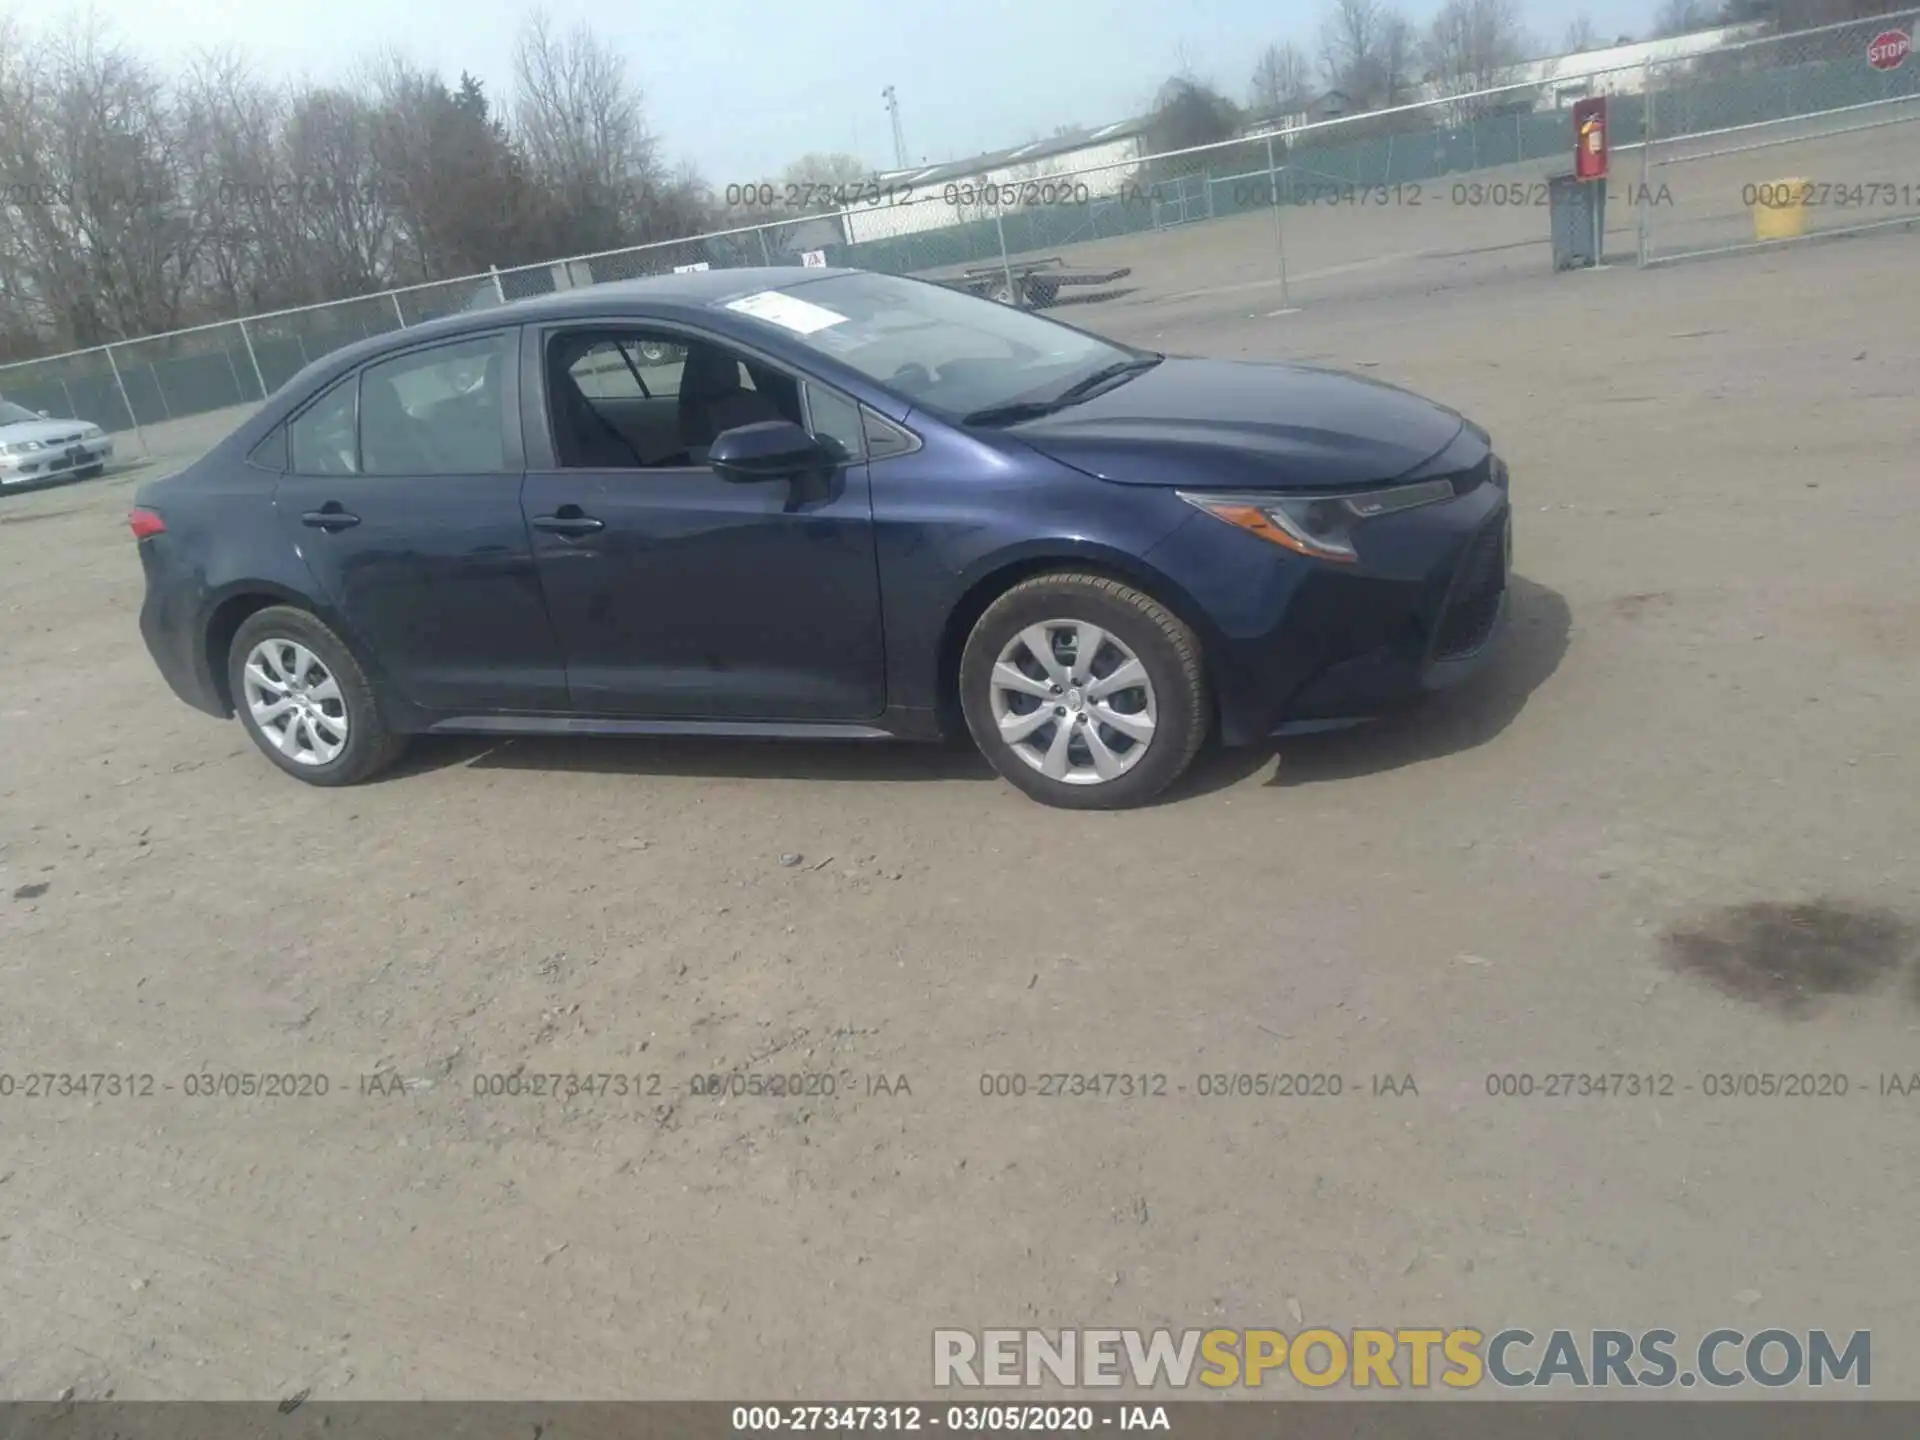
[131, 267, 1512, 810]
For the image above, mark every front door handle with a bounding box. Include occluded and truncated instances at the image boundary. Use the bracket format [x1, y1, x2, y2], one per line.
[531, 507, 605, 537]
[301, 504, 360, 532]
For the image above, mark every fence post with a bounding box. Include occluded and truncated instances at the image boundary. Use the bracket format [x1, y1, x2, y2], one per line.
[58, 378, 77, 418]
[101, 343, 149, 457]
[1265, 133, 1292, 309]
[392, 292, 408, 329]
[221, 348, 245, 404]
[238, 319, 270, 400]
[756, 227, 773, 265]
[148, 365, 172, 421]
[993, 191, 1018, 307]
[489, 265, 507, 304]
[1638, 60, 1655, 267]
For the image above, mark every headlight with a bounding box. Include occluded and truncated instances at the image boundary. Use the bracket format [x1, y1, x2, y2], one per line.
[1178, 479, 1456, 563]
[0, 440, 45, 456]
[83, 424, 103, 438]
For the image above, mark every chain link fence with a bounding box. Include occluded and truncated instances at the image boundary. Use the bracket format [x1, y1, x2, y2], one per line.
[2, 18, 1912, 461]
[1640, 10, 1920, 263]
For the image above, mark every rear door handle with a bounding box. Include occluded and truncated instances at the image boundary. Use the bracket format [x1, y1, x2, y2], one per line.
[301, 505, 360, 532]
[531, 509, 605, 537]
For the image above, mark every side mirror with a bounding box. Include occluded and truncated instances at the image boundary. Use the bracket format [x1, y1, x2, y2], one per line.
[708, 420, 828, 482]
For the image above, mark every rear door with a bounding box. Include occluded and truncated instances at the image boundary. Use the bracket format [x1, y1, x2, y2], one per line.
[519, 321, 886, 721]
[272, 329, 570, 714]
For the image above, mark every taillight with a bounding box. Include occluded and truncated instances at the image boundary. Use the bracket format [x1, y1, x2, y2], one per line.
[128, 507, 166, 540]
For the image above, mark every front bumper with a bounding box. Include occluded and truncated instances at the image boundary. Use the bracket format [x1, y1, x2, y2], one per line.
[0, 436, 113, 486]
[1277, 502, 1511, 728]
[1148, 462, 1514, 746]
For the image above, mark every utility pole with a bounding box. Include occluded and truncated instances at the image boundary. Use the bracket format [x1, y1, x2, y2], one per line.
[881, 86, 908, 170]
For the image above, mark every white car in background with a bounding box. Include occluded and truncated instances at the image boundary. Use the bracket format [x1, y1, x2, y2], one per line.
[0, 399, 114, 488]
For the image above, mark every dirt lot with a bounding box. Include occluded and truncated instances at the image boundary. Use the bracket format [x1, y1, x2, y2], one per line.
[2, 227, 1919, 1402]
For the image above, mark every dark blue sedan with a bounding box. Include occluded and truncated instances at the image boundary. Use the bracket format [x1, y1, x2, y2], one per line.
[131, 267, 1512, 809]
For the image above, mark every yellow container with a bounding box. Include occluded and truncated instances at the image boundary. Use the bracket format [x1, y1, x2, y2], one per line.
[1753, 177, 1810, 241]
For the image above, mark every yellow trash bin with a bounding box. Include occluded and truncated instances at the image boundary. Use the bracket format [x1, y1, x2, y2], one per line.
[1753, 177, 1810, 242]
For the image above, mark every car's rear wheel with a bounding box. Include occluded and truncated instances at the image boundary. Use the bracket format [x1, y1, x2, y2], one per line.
[228, 606, 405, 786]
[959, 573, 1208, 810]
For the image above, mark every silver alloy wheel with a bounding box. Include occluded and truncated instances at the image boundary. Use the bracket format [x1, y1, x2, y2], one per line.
[988, 619, 1158, 785]
[242, 638, 350, 766]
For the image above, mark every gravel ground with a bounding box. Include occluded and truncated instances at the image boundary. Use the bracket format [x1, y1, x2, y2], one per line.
[1, 227, 1917, 1401]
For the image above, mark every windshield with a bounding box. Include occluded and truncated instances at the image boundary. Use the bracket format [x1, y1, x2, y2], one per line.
[713, 271, 1135, 419]
[0, 400, 44, 426]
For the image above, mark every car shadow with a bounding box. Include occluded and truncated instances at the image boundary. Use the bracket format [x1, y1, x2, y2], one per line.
[379, 574, 1568, 799]
[1165, 573, 1572, 799]
[384, 731, 998, 786]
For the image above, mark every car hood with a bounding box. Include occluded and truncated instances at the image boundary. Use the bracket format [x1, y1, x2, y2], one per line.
[0, 418, 94, 446]
[1004, 358, 1465, 491]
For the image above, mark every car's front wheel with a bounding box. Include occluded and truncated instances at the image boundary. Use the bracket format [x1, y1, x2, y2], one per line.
[227, 606, 406, 786]
[959, 573, 1209, 810]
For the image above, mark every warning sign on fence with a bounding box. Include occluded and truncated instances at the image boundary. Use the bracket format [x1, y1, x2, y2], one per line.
[1867, 28, 1910, 70]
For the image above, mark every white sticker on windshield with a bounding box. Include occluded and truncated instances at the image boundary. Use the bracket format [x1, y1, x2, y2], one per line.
[724, 290, 847, 335]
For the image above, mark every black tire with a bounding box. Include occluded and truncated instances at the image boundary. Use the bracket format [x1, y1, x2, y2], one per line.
[958, 572, 1208, 810]
[227, 605, 406, 786]
[1027, 280, 1059, 309]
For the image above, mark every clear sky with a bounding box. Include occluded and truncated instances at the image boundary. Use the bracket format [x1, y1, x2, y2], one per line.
[22, 0, 1658, 180]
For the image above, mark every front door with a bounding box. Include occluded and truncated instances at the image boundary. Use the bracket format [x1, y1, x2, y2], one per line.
[275, 329, 570, 714]
[519, 325, 885, 721]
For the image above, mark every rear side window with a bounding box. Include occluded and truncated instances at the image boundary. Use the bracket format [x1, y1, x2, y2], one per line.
[360, 333, 515, 476]
[290, 380, 358, 476]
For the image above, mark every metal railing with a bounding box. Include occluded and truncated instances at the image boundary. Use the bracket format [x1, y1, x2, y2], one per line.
[2, 17, 1912, 459]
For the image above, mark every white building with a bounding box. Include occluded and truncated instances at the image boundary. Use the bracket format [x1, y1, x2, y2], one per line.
[835, 118, 1153, 244]
[1480, 22, 1771, 108]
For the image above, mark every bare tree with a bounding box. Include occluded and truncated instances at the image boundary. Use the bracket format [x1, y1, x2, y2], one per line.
[781, 151, 874, 194]
[1319, 0, 1418, 110]
[175, 53, 301, 313]
[278, 85, 402, 297]
[362, 57, 540, 283]
[1145, 76, 1242, 158]
[1563, 13, 1600, 50]
[512, 11, 665, 253]
[0, 9, 701, 360]
[1652, 0, 1714, 35]
[0, 16, 201, 345]
[1424, 0, 1531, 114]
[1249, 42, 1315, 116]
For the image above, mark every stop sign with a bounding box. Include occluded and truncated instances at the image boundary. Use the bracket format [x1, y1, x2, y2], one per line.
[1868, 28, 1911, 70]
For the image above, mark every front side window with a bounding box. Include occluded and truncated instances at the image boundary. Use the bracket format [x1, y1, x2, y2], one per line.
[359, 332, 514, 476]
[289, 378, 358, 476]
[711, 271, 1136, 421]
[546, 328, 801, 470]
[569, 339, 685, 400]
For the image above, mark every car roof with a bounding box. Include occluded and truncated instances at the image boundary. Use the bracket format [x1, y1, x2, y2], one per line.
[305, 266, 864, 375]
